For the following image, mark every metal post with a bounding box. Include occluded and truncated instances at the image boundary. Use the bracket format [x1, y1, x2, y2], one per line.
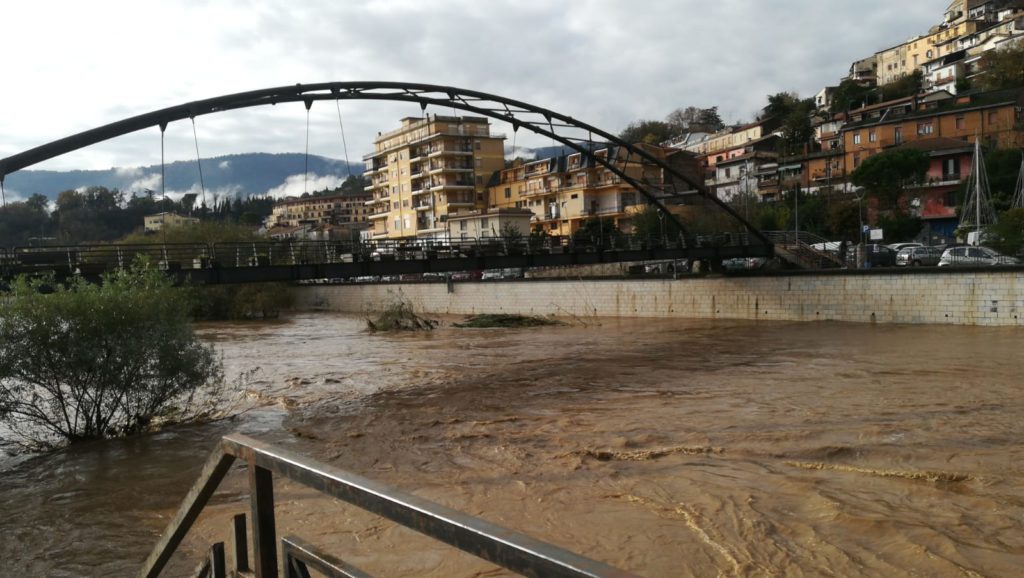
[210, 542, 226, 578]
[249, 463, 278, 578]
[231, 513, 250, 573]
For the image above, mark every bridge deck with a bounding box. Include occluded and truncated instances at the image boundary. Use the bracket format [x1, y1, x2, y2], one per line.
[0, 237, 773, 286]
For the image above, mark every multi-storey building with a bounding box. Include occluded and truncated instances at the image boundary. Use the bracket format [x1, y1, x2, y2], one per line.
[362, 115, 505, 240]
[487, 144, 699, 236]
[876, 42, 912, 86]
[270, 193, 372, 228]
[841, 89, 1024, 172]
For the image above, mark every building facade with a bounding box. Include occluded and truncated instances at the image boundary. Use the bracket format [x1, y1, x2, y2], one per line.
[144, 212, 199, 232]
[362, 115, 505, 240]
[487, 145, 699, 237]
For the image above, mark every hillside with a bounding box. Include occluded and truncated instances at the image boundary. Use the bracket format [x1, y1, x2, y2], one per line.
[3, 153, 363, 200]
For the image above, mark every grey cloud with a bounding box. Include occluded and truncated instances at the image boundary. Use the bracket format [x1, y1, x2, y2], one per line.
[2, 0, 952, 172]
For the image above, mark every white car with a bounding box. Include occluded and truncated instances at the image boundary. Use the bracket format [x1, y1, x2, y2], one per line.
[887, 242, 923, 253]
[937, 246, 1020, 267]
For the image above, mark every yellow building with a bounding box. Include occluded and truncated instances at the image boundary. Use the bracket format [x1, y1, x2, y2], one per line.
[362, 115, 505, 240]
[876, 42, 911, 86]
[487, 144, 697, 237]
[143, 212, 199, 232]
[905, 21, 979, 70]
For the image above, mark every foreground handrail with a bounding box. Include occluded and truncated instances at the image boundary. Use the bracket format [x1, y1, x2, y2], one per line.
[140, 433, 639, 578]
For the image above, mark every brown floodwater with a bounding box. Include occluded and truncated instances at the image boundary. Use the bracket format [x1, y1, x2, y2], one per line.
[1, 312, 1023, 577]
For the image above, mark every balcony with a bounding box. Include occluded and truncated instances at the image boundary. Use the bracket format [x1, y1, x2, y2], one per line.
[426, 145, 474, 158]
[368, 211, 390, 220]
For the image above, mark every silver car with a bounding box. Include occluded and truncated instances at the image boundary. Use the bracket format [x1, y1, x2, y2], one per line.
[896, 246, 942, 267]
[937, 246, 1020, 267]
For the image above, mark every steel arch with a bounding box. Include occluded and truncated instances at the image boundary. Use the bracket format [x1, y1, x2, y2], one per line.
[0, 82, 771, 246]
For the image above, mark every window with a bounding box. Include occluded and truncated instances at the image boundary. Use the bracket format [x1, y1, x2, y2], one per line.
[853, 132, 861, 145]
[570, 193, 579, 199]
[894, 126, 903, 144]
[394, 219, 401, 230]
[475, 141, 481, 150]
[917, 122, 933, 135]
[943, 158, 959, 178]
[988, 111, 998, 124]
[480, 218, 489, 228]
[956, 116, 965, 129]
[869, 130, 877, 143]
[504, 187, 511, 199]
[459, 221, 467, 231]
[393, 201, 399, 209]
[853, 152, 862, 168]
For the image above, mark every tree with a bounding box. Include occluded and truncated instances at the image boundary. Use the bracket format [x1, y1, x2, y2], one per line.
[988, 207, 1024, 256]
[0, 201, 50, 246]
[977, 41, 1024, 91]
[880, 70, 924, 101]
[665, 106, 724, 134]
[630, 204, 684, 240]
[850, 148, 930, 209]
[572, 217, 625, 247]
[829, 79, 877, 114]
[618, 120, 674, 144]
[0, 263, 223, 449]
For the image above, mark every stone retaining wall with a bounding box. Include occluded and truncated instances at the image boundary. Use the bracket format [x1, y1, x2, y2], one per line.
[293, 270, 1024, 326]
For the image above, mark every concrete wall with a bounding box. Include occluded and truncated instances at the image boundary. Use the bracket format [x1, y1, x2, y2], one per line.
[293, 270, 1024, 326]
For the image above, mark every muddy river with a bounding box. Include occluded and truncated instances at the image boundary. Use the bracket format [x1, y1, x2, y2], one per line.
[1, 313, 1022, 577]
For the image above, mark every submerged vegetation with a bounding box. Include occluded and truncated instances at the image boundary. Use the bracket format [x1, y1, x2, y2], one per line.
[0, 263, 224, 450]
[366, 300, 438, 332]
[454, 314, 563, 328]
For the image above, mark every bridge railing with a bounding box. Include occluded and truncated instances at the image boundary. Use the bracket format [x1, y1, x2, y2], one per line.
[2, 233, 772, 279]
[140, 433, 639, 578]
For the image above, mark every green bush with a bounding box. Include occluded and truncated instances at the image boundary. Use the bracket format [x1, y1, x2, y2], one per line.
[0, 263, 223, 449]
[188, 283, 294, 320]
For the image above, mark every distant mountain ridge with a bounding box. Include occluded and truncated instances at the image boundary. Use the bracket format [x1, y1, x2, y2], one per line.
[3, 153, 363, 200]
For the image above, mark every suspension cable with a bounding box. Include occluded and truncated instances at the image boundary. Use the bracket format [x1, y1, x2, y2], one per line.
[304, 102, 311, 196]
[190, 117, 207, 209]
[334, 99, 352, 178]
[1, 177, 6, 207]
[160, 123, 167, 199]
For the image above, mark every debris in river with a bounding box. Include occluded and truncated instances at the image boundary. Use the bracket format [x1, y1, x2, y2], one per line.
[454, 314, 563, 328]
[366, 300, 438, 332]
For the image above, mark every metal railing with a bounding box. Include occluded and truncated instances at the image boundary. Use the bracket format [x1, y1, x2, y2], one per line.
[763, 231, 846, 269]
[140, 433, 639, 578]
[2, 233, 776, 282]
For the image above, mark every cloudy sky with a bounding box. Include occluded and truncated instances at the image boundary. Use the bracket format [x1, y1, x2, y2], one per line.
[0, 0, 950, 174]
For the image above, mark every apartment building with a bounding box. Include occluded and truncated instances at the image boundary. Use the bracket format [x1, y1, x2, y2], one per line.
[362, 115, 505, 240]
[487, 144, 699, 237]
[841, 89, 1024, 172]
[269, 193, 372, 228]
[446, 208, 533, 241]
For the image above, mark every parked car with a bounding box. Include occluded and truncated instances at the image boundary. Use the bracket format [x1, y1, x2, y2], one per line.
[864, 244, 897, 267]
[937, 246, 1021, 267]
[887, 242, 924, 253]
[895, 246, 943, 267]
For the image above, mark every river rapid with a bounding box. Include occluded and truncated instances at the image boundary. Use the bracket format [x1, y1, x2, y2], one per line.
[1, 312, 1022, 577]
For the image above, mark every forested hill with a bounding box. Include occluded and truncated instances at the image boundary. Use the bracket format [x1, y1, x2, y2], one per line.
[3, 153, 363, 200]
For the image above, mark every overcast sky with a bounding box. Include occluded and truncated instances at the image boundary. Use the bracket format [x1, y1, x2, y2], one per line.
[0, 0, 950, 175]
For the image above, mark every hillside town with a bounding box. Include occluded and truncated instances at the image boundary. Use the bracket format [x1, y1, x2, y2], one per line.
[261, 0, 1024, 255]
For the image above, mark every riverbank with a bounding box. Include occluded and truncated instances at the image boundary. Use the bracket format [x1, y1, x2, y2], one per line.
[294, 269, 1024, 326]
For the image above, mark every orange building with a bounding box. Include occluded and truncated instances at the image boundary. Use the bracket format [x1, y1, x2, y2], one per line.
[487, 145, 699, 237]
[840, 89, 1024, 172]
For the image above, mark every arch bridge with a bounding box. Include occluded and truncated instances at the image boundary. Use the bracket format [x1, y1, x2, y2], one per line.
[0, 82, 773, 283]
